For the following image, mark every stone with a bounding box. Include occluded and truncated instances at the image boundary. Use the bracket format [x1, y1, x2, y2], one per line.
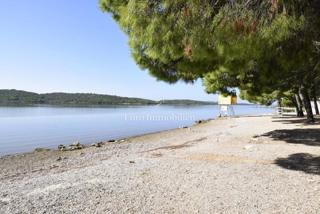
[71, 141, 81, 146]
[33, 148, 49, 152]
[91, 142, 103, 148]
[69, 141, 83, 150]
[58, 144, 66, 151]
[195, 119, 211, 124]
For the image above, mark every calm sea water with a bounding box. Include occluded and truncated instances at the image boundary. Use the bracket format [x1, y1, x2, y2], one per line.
[0, 105, 274, 156]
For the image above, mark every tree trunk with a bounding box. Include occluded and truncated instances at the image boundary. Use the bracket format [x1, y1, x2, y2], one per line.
[292, 98, 300, 117]
[314, 96, 319, 115]
[299, 87, 314, 122]
[278, 99, 282, 108]
[294, 94, 304, 117]
[312, 89, 320, 115]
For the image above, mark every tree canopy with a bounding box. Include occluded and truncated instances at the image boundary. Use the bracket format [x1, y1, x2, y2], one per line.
[100, 0, 320, 121]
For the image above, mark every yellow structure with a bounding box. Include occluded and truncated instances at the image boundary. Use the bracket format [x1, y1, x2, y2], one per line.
[218, 95, 237, 105]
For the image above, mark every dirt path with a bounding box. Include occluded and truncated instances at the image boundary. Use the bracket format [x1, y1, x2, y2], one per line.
[1, 115, 320, 213]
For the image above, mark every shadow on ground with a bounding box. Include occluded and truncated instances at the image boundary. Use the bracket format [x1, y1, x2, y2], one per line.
[264, 117, 320, 174]
[261, 129, 320, 146]
[272, 116, 320, 125]
[275, 153, 320, 175]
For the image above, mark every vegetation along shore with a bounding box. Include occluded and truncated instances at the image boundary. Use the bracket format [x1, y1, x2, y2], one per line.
[0, 89, 218, 106]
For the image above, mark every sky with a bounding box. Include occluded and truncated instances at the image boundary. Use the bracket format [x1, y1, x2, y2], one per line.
[0, 0, 220, 101]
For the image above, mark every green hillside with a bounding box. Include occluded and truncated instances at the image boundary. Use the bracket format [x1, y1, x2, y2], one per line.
[0, 90, 156, 106]
[0, 90, 216, 106]
[0, 90, 40, 105]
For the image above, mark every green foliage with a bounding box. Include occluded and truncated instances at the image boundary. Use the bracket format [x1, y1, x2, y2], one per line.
[239, 90, 296, 106]
[0, 90, 156, 106]
[101, 1, 320, 120]
[0, 90, 40, 105]
[0, 89, 215, 106]
[40, 92, 157, 105]
[100, 1, 311, 88]
[100, 1, 232, 83]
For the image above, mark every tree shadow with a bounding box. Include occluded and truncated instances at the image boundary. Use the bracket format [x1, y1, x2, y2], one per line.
[272, 116, 320, 125]
[261, 129, 320, 146]
[275, 153, 320, 175]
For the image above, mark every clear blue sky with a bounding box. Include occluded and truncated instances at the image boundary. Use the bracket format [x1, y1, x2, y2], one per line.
[0, 0, 220, 101]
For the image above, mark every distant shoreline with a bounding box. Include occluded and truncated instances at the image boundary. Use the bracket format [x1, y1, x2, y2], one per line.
[0, 89, 219, 106]
[0, 103, 255, 108]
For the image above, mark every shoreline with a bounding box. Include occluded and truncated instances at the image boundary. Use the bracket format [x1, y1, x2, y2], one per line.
[0, 114, 274, 159]
[1, 115, 319, 213]
[0, 105, 275, 157]
[0, 117, 213, 159]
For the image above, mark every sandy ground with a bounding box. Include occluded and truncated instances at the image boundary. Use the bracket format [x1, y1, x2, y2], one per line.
[0, 115, 320, 214]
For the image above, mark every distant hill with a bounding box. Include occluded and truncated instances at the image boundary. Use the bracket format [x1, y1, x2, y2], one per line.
[0, 90, 216, 106]
[0, 90, 156, 106]
[0, 90, 40, 106]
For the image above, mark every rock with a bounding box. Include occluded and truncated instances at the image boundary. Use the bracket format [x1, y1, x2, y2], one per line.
[108, 139, 116, 143]
[69, 141, 83, 150]
[71, 141, 81, 146]
[179, 126, 188, 129]
[56, 157, 62, 161]
[33, 148, 49, 152]
[91, 142, 103, 148]
[195, 119, 211, 124]
[58, 144, 66, 151]
[0, 200, 8, 206]
[129, 161, 135, 164]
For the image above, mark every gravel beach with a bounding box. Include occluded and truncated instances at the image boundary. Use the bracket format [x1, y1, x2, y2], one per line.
[0, 115, 320, 213]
